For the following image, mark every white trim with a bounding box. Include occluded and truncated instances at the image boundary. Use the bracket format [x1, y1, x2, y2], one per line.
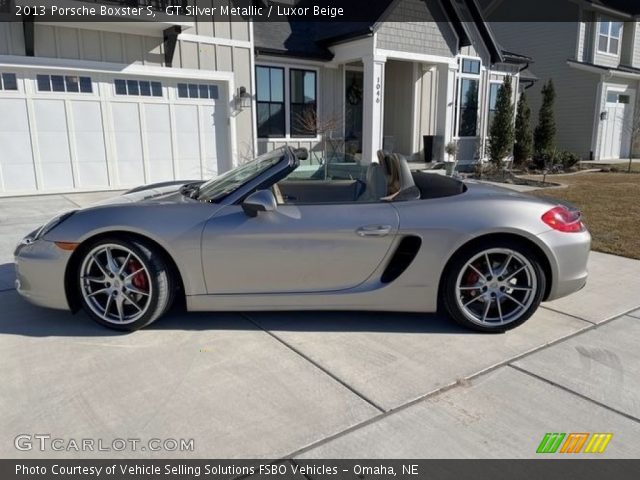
[248, 21, 258, 159]
[595, 16, 623, 57]
[376, 48, 456, 67]
[567, 59, 640, 80]
[178, 33, 252, 50]
[0, 55, 235, 82]
[254, 61, 321, 142]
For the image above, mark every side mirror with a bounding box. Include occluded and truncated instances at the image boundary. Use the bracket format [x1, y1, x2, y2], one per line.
[242, 189, 277, 217]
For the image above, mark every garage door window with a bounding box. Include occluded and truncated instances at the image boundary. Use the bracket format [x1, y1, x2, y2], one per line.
[177, 83, 219, 100]
[37, 74, 92, 93]
[114, 79, 162, 97]
[0, 73, 18, 91]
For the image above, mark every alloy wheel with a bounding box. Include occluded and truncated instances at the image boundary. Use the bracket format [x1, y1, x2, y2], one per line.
[79, 244, 153, 325]
[454, 248, 537, 327]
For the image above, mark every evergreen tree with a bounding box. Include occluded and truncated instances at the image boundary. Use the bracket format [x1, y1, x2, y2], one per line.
[514, 92, 533, 165]
[534, 79, 556, 155]
[488, 76, 514, 168]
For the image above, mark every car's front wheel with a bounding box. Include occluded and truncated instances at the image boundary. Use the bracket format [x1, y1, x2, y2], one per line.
[442, 241, 546, 333]
[77, 238, 173, 331]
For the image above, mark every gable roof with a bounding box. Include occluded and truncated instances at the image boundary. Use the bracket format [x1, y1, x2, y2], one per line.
[253, 0, 510, 64]
[584, 0, 640, 16]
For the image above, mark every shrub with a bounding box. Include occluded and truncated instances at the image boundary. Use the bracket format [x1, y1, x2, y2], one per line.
[514, 92, 533, 165]
[534, 80, 556, 155]
[558, 151, 581, 170]
[488, 77, 515, 168]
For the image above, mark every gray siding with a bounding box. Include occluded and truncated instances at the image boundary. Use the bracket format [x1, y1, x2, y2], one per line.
[491, 22, 599, 158]
[632, 23, 640, 68]
[375, 0, 457, 57]
[383, 61, 414, 155]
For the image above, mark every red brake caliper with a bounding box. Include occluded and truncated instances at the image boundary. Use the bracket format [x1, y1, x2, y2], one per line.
[127, 260, 148, 292]
[465, 266, 480, 294]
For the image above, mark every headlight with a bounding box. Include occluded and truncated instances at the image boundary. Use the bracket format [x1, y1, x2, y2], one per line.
[34, 211, 76, 240]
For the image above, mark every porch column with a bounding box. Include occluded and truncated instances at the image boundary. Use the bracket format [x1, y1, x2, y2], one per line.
[362, 54, 386, 164]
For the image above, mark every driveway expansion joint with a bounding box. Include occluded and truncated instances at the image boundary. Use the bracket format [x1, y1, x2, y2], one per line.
[240, 313, 386, 414]
[508, 363, 640, 424]
[540, 305, 597, 325]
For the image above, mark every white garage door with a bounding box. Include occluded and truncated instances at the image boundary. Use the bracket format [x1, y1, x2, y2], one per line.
[0, 69, 231, 196]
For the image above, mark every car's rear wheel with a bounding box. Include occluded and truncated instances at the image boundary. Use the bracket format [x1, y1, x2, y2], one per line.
[77, 238, 173, 331]
[442, 241, 546, 332]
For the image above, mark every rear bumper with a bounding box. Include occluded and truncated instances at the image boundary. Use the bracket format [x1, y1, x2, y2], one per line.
[538, 229, 591, 301]
[14, 239, 71, 311]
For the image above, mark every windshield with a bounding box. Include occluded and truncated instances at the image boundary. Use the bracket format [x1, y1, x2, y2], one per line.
[197, 148, 286, 202]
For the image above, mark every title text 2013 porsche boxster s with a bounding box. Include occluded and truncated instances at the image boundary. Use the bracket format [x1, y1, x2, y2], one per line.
[15, 147, 590, 332]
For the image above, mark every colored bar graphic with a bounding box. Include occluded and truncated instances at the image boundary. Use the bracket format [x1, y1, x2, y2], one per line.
[584, 433, 613, 454]
[560, 433, 589, 453]
[537, 433, 613, 454]
[537, 433, 566, 453]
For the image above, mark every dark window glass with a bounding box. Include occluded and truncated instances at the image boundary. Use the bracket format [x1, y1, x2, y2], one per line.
[65, 76, 80, 93]
[37, 75, 51, 92]
[177, 83, 188, 98]
[151, 82, 162, 97]
[209, 85, 219, 99]
[290, 69, 317, 137]
[114, 79, 127, 95]
[199, 84, 209, 99]
[2, 73, 17, 90]
[487, 83, 501, 128]
[139, 81, 151, 96]
[79, 77, 92, 93]
[461, 59, 481, 74]
[457, 78, 479, 137]
[256, 66, 285, 138]
[188, 84, 199, 98]
[51, 75, 65, 92]
[127, 80, 139, 96]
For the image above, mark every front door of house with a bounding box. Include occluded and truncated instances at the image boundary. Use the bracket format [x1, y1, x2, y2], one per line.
[599, 88, 635, 160]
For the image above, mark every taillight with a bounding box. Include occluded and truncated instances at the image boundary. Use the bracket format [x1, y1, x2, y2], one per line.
[541, 206, 585, 233]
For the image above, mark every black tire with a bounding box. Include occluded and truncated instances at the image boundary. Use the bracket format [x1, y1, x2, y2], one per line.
[442, 239, 546, 333]
[77, 237, 173, 331]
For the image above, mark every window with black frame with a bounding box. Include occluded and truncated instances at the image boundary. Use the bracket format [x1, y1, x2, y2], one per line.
[290, 69, 317, 137]
[487, 82, 501, 129]
[458, 78, 479, 137]
[256, 66, 285, 138]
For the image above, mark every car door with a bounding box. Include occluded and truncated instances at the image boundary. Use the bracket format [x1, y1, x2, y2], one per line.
[201, 202, 399, 294]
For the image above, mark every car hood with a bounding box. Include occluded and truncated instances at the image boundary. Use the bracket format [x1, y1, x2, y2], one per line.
[89, 180, 202, 208]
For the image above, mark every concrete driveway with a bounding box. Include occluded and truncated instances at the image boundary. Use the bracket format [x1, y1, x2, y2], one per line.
[1, 191, 640, 459]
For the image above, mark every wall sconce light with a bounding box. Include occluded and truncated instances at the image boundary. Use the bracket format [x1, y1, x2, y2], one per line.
[236, 86, 252, 109]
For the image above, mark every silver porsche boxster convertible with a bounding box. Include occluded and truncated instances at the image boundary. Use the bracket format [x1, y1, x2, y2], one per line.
[15, 147, 590, 332]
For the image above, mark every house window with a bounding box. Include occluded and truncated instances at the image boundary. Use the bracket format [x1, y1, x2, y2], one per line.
[0, 73, 18, 91]
[487, 82, 501, 128]
[177, 83, 219, 100]
[37, 74, 93, 93]
[461, 59, 481, 74]
[597, 20, 623, 55]
[114, 79, 163, 97]
[256, 66, 285, 138]
[290, 69, 317, 137]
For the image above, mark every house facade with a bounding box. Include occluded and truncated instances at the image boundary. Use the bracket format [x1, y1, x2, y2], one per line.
[0, 0, 530, 197]
[490, 0, 640, 161]
[253, 0, 532, 167]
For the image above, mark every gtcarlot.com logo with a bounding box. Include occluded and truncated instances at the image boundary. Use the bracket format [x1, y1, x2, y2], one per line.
[536, 433, 613, 454]
[14, 434, 195, 453]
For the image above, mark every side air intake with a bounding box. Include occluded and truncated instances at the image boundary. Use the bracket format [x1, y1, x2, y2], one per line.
[381, 236, 422, 284]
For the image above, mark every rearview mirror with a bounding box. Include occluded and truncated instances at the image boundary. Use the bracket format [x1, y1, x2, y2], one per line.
[242, 190, 277, 217]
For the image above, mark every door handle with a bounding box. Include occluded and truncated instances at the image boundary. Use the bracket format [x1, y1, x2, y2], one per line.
[356, 225, 392, 237]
